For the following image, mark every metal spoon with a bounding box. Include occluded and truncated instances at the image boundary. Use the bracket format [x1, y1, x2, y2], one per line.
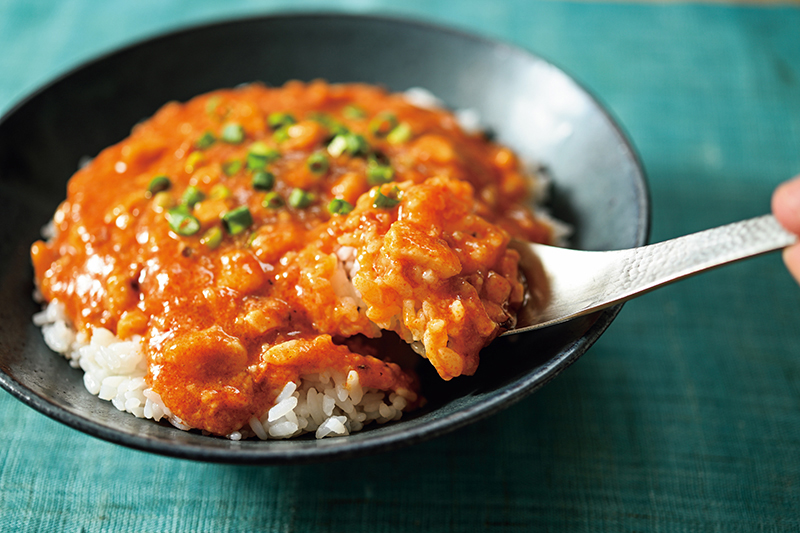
[507, 214, 798, 334]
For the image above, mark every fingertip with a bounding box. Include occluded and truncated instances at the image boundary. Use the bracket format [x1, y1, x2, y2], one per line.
[772, 175, 800, 235]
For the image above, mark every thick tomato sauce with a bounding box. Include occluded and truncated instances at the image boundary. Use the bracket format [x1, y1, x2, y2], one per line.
[31, 81, 552, 436]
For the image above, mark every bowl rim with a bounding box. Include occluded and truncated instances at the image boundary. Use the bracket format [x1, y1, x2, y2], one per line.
[0, 11, 651, 464]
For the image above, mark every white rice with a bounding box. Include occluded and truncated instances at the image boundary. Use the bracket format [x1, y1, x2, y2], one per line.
[403, 87, 446, 110]
[33, 299, 413, 440]
[404, 87, 483, 134]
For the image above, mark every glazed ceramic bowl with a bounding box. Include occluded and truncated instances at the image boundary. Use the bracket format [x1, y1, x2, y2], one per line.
[0, 14, 648, 463]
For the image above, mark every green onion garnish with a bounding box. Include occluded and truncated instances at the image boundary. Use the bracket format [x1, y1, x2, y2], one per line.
[221, 206, 253, 235]
[152, 191, 174, 209]
[288, 188, 315, 209]
[246, 142, 280, 170]
[268, 112, 296, 131]
[251, 170, 275, 191]
[166, 206, 201, 236]
[327, 198, 354, 215]
[205, 96, 221, 116]
[262, 192, 284, 209]
[195, 131, 217, 150]
[386, 122, 413, 145]
[308, 112, 349, 136]
[306, 152, 329, 175]
[272, 125, 291, 143]
[147, 175, 171, 196]
[343, 105, 367, 120]
[327, 133, 369, 158]
[209, 184, 231, 199]
[367, 161, 394, 185]
[373, 186, 402, 209]
[181, 185, 205, 207]
[221, 122, 245, 144]
[222, 159, 242, 177]
[329, 121, 349, 136]
[348, 134, 369, 155]
[327, 135, 348, 157]
[200, 226, 223, 249]
[247, 141, 278, 157]
[369, 112, 398, 138]
[246, 153, 266, 171]
[185, 151, 205, 173]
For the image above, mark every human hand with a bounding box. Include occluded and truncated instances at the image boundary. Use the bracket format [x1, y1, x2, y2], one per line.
[772, 175, 800, 284]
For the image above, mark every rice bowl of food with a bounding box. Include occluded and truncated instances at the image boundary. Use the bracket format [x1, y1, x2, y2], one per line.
[0, 14, 648, 463]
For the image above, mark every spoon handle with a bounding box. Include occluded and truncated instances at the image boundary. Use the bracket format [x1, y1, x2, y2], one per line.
[511, 214, 798, 332]
[605, 214, 797, 302]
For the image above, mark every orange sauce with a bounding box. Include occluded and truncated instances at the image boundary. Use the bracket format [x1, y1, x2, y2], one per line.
[30, 81, 553, 436]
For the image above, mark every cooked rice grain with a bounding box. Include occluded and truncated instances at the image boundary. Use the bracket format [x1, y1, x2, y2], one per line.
[33, 300, 408, 440]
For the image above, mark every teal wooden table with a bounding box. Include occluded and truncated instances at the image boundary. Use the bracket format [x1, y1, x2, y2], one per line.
[2, 1, 800, 531]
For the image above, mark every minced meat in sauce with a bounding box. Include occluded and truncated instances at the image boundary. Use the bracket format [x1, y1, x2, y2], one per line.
[30, 81, 553, 436]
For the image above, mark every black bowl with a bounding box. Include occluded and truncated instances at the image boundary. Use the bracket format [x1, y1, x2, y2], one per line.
[0, 14, 649, 464]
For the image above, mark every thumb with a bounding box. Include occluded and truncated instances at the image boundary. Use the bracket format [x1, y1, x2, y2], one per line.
[772, 175, 800, 235]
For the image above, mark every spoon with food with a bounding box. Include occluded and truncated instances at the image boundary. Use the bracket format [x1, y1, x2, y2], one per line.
[508, 214, 798, 334]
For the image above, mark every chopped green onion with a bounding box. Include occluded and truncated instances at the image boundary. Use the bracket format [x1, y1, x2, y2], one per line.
[308, 112, 349, 136]
[247, 141, 277, 157]
[185, 151, 205, 172]
[147, 175, 171, 196]
[246, 142, 280, 170]
[327, 133, 369, 158]
[387, 122, 413, 145]
[221, 206, 253, 235]
[327, 198, 354, 216]
[348, 134, 369, 155]
[288, 188, 315, 209]
[246, 231, 260, 248]
[251, 170, 275, 191]
[200, 226, 223, 249]
[205, 96, 221, 116]
[209, 184, 232, 199]
[369, 112, 398, 138]
[367, 160, 394, 185]
[262, 192, 284, 209]
[326, 135, 348, 157]
[272, 125, 291, 143]
[329, 121, 349, 136]
[221, 122, 245, 144]
[343, 105, 367, 120]
[373, 186, 402, 209]
[367, 152, 394, 184]
[222, 159, 242, 177]
[166, 206, 201, 236]
[181, 185, 205, 207]
[268, 112, 296, 131]
[195, 131, 216, 150]
[152, 191, 174, 209]
[246, 153, 266, 171]
[306, 152, 329, 175]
